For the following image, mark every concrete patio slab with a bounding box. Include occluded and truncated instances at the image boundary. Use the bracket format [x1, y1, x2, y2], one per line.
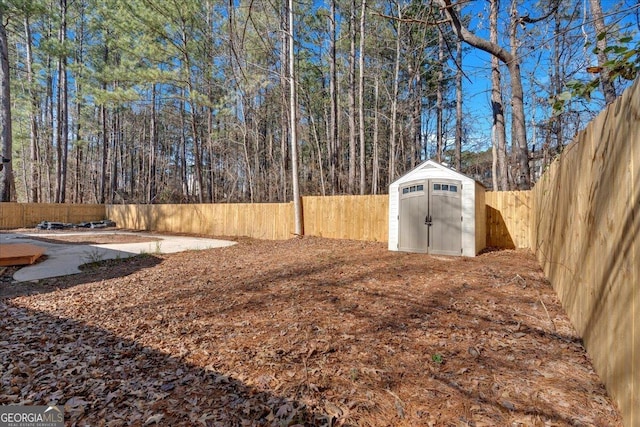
[0, 231, 236, 282]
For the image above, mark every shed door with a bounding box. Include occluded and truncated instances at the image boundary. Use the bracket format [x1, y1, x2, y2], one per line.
[428, 179, 462, 256]
[398, 179, 462, 255]
[398, 182, 428, 253]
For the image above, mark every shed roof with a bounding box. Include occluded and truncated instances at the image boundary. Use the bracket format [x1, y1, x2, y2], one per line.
[390, 159, 483, 187]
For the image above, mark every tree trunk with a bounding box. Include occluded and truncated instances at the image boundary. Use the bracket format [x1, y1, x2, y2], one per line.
[74, 77, 83, 203]
[280, 12, 289, 201]
[372, 74, 379, 194]
[490, 0, 508, 190]
[589, 0, 616, 104]
[100, 102, 108, 204]
[329, 0, 338, 194]
[148, 84, 157, 203]
[307, 105, 326, 196]
[454, 11, 462, 171]
[550, 10, 563, 157]
[73, 8, 85, 203]
[389, 5, 401, 184]
[190, 106, 204, 203]
[288, 0, 302, 236]
[436, 29, 444, 163]
[409, 67, 419, 168]
[358, 0, 366, 195]
[436, 0, 531, 189]
[508, 0, 529, 188]
[55, 0, 69, 203]
[110, 107, 119, 203]
[0, 11, 13, 202]
[347, 0, 356, 194]
[24, 15, 40, 202]
[99, 38, 109, 204]
[42, 16, 55, 202]
[179, 92, 189, 200]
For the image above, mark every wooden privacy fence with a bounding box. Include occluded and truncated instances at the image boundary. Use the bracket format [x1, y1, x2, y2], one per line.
[107, 203, 294, 240]
[106, 196, 389, 242]
[531, 79, 640, 426]
[485, 191, 531, 249]
[5, 194, 527, 246]
[302, 195, 388, 242]
[0, 203, 105, 229]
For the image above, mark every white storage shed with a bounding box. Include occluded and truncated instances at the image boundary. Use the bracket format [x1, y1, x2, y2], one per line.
[388, 160, 486, 256]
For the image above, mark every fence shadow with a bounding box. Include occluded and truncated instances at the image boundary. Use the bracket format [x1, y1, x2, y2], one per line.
[485, 205, 516, 249]
[0, 300, 322, 426]
[0, 253, 163, 300]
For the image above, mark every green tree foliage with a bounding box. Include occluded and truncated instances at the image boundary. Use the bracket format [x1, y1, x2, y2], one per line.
[1, 0, 638, 201]
[552, 32, 639, 112]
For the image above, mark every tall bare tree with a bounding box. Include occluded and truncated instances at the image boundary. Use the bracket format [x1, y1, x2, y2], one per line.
[55, 0, 69, 202]
[358, 0, 367, 194]
[490, 0, 508, 190]
[436, 28, 444, 162]
[24, 13, 39, 202]
[435, 0, 532, 189]
[0, 6, 13, 201]
[288, 0, 302, 235]
[348, 0, 357, 193]
[329, 0, 339, 193]
[388, 3, 402, 184]
[454, 7, 462, 171]
[371, 74, 380, 194]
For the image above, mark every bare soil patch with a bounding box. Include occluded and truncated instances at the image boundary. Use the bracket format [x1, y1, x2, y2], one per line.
[0, 237, 621, 426]
[22, 234, 161, 245]
[2, 229, 161, 245]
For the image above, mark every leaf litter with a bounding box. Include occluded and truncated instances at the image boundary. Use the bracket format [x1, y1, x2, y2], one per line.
[0, 237, 622, 426]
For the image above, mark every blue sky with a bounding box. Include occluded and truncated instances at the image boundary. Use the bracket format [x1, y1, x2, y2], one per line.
[455, 0, 640, 151]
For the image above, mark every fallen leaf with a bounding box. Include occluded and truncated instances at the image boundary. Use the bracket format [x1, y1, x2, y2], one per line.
[325, 401, 343, 419]
[160, 382, 175, 392]
[501, 400, 516, 411]
[276, 402, 293, 417]
[143, 413, 164, 425]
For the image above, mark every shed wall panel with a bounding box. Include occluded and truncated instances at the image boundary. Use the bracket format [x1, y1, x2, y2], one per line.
[475, 182, 487, 254]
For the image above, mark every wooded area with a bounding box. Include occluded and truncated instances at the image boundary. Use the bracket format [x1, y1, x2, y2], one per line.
[0, 0, 638, 203]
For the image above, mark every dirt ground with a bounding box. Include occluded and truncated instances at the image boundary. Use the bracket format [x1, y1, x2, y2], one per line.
[2, 228, 161, 245]
[0, 236, 622, 426]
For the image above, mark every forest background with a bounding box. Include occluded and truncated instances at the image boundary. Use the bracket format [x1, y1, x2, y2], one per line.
[0, 0, 638, 205]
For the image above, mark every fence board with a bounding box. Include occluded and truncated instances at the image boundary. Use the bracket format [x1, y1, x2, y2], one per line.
[0, 203, 105, 229]
[302, 195, 388, 242]
[485, 191, 530, 249]
[0, 204, 24, 229]
[531, 78, 640, 427]
[108, 196, 389, 242]
[632, 85, 640, 426]
[107, 203, 293, 240]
